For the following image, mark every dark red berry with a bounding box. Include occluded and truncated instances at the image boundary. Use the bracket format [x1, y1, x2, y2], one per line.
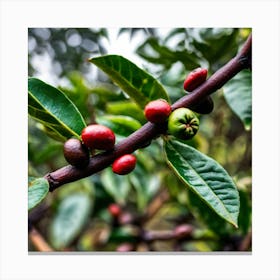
[81, 124, 115, 150]
[144, 99, 172, 123]
[108, 203, 121, 217]
[63, 138, 89, 168]
[183, 68, 208, 91]
[112, 154, 136, 175]
[190, 96, 214, 114]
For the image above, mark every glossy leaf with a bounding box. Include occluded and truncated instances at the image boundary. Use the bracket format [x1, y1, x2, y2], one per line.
[28, 177, 49, 210]
[89, 55, 169, 108]
[28, 78, 86, 141]
[164, 139, 240, 227]
[187, 188, 231, 235]
[106, 100, 146, 123]
[223, 70, 252, 130]
[50, 193, 92, 249]
[96, 115, 141, 138]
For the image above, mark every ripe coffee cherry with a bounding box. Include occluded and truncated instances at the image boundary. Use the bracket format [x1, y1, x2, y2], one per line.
[63, 138, 89, 168]
[81, 124, 115, 150]
[112, 154, 137, 175]
[183, 67, 208, 91]
[144, 99, 172, 123]
[108, 203, 121, 217]
[168, 108, 199, 140]
[183, 67, 214, 114]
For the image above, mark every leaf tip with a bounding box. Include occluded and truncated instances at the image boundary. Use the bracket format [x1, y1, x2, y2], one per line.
[233, 223, 239, 229]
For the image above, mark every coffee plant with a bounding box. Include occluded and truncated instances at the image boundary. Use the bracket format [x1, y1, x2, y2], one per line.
[28, 28, 252, 252]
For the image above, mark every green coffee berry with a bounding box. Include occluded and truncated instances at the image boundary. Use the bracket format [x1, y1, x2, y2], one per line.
[168, 108, 199, 140]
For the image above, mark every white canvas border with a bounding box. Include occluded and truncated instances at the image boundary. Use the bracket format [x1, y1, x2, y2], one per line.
[1, 0, 280, 279]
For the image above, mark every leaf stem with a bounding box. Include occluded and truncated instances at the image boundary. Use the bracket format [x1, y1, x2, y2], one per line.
[46, 34, 252, 192]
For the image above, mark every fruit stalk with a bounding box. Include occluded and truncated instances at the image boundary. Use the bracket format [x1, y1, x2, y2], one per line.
[46, 33, 252, 192]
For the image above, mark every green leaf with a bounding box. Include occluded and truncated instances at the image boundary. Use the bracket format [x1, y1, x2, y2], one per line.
[28, 78, 86, 141]
[89, 55, 169, 108]
[187, 188, 232, 235]
[164, 139, 240, 227]
[60, 72, 92, 120]
[223, 70, 252, 130]
[28, 177, 49, 210]
[100, 169, 131, 205]
[190, 28, 239, 69]
[137, 37, 201, 70]
[106, 100, 146, 123]
[49, 193, 92, 250]
[96, 115, 141, 138]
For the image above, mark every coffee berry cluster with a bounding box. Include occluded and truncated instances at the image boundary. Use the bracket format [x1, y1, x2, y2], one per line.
[63, 124, 136, 175]
[63, 67, 212, 174]
[143, 67, 215, 139]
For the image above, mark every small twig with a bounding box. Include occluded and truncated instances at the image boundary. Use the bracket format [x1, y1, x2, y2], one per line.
[142, 224, 194, 242]
[29, 227, 53, 252]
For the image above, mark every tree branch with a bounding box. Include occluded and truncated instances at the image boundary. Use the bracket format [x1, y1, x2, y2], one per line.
[46, 34, 252, 192]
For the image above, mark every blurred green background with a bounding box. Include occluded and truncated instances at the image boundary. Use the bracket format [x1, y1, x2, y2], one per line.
[28, 28, 252, 252]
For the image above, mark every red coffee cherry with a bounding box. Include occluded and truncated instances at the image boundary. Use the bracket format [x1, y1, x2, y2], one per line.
[81, 124, 115, 150]
[183, 68, 208, 91]
[112, 154, 137, 175]
[183, 67, 214, 114]
[108, 203, 121, 217]
[144, 99, 172, 123]
[63, 138, 89, 168]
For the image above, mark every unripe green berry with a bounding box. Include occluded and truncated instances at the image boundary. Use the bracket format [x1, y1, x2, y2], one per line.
[168, 108, 199, 140]
[63, 138, 89, 168]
